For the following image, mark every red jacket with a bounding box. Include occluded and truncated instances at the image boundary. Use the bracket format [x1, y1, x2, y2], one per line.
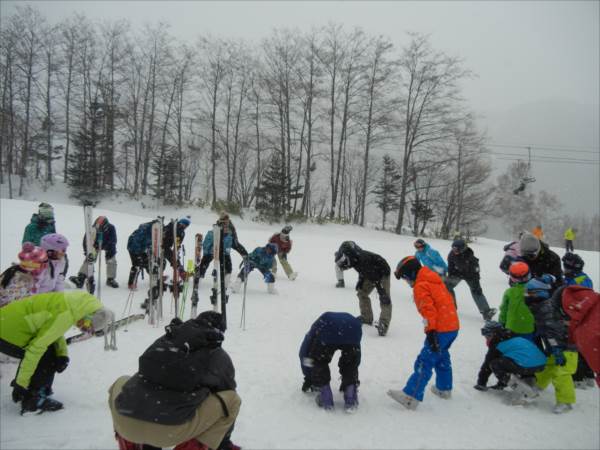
[269, 233, 292, 256]
[561, 285, 600, 386]
[413, 266, 460, 333]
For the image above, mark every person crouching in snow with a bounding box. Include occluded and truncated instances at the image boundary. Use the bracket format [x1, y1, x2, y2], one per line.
[269, 225, 297, 280]
[37, 233, 70, 293]
[524, 275, 578, 414]
[232, 243, 278, 294]
[109, 311, 241, 450]
[299, 312, 362, 412]
[0, 243, 48, 308]
[474, 321, 546, 405]
[388, 256, 459, 410]
[0, 291, 113, 414]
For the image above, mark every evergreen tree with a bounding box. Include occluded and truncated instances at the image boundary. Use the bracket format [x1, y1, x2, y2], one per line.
[255, 152, 288, 221]
[151, 145, 179, 204]
[372, 155, 402, 230]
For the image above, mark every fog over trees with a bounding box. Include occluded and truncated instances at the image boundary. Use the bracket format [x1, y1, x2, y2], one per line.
[1, 5, 597, 249]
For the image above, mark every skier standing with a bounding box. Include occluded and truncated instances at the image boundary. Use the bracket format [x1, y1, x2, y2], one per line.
[334, 241, 392, 336]
[388, 256, 459, 410]
[109, 311, 241, 450]
[0, 243, 48, 308]
[232, 243, 278, 294]
[0, 291, 113, 414]
[37, 233, 70, 293]
[446, 239, 496, 320]
[269, 225, 298, 280]
[563, 227, 576, 253]
[299, 312, 362, 411]
[22, 203, 56, 246]
[524, 276, 578, 413]
[413, 239, 447, 277]
[70, 216, 119, 289]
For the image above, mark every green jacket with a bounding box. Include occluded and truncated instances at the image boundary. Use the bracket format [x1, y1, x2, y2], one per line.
[498, 283, 535, 334]
[0, 291, 102, 388]
[22, 214, 56, 245]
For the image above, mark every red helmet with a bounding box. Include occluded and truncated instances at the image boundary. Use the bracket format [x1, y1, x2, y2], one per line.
[18, 242, 48, 275]
[509, 261, 530, 284]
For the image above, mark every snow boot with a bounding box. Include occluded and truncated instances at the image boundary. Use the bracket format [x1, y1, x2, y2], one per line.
[107, 278, 119, 288]
[343, 384, 359, 412]
[335, 279, 345, 288]
[482, 308, 498, 321]
[21, 390, 64, 415]
[553, 403, 573, 414]
[315, 384, 334, 410]
[288, 272, 298, 281]
[430, 385, 452, 399]
[69, 273, 86, 289]
[508, 375, 539, 405]
[387, 389, 419, 410]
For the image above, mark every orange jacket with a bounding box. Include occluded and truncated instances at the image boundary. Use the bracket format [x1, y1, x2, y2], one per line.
[532, 226, 544, 240]
[413, 266, 460, 333]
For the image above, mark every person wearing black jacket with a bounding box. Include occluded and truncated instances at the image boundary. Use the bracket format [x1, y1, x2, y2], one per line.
[519, 233, 563, 287]
[334, 242, 391, 336]
[108, 311, 241, 450]
[446, 239, 496, 321]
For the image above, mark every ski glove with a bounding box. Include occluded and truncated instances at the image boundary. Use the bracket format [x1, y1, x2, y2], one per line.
[426, 330, 440, 353]
[11, 380, 28, 403]
[86, 250, 97, 263]
[551, 347, 566, 366]
[55, 356, 70, 373]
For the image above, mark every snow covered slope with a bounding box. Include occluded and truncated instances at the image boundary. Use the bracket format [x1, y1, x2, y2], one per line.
[1, 198, 598, 450]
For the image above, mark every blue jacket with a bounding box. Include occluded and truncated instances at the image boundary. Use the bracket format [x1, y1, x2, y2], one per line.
[415, 244, 448, 275]
[248, 247, 275, 272]
[564, 272, 593, 289]
[202, 230, 233, 256]
[497, 337, 547, 368]
[127, 222, 154, 254]
[299, 312, 362, 378]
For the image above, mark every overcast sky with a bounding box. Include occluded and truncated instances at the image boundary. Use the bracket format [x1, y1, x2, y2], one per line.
[3, 0, 599, 219]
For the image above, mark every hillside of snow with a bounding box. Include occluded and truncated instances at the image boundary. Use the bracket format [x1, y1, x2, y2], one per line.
[0, 195, 599, 450]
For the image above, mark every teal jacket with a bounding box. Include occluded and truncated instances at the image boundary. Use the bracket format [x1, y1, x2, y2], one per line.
[249, 247, 275, 272]
[22, 214, 56, 245]
[0, 291, 102, 388]
[499, 283, 535, 334]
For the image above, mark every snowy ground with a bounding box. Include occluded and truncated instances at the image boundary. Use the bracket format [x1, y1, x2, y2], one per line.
[0, 195, 599, 450]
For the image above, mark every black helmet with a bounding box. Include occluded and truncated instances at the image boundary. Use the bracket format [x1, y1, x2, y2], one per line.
[562, 252, 584, 274]
[481, 320, 504, 338]
[394, 256, 421, 281]
[452, 239, 466, 253]
[414, 238, 426, 250]
[281, 225, 293, 235]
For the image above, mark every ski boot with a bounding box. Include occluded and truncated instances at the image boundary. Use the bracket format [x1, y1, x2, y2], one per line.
[430, 385, 452, 399]
[107, 278, 119, 288]
[69, 273, 86, 289]
[315, 384, 334, 410]
[553, 403, 573, 414]
[482, 308, 498, 321]
[335, 279, 345, 288]
[21, 388, 64, 415]
[507, 375, 540, 405]
[387, 389, 419, 410]
[343, 384, 359, 412]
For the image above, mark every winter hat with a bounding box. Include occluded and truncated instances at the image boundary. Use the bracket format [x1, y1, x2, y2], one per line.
[94, 216, 109, 231]
[18, 242, 48, 274]
[218, 211, 230, 222]
[451, 239, 467, 253]
[38, 203, 54, 220]
[178, 216, 191, 227]
[519, 233, 541, 258]
[414, 239, 426, 250]
[525, 275, 554, 299]
[40, 233, 69, 253]
[395, 256, 421, 281]
[90, 307, 115, 332]
[562, 253, 584, 275]
[509, 261, 530, 284]
[196, 310, 226, 333]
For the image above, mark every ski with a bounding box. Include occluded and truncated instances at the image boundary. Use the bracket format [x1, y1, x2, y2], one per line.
[217, 222, 227, 331]
[148, 217, 164, 325]
[190, 233, 203, 318]
[66, 314, 146, 345]
[171, 219, 181, 319]
[83, 204, 96, 294]
[210, 224, 221, 313]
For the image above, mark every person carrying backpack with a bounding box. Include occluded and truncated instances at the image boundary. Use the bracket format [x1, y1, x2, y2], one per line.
[109, 311, 241, 450]
[0, 243, 48, 308]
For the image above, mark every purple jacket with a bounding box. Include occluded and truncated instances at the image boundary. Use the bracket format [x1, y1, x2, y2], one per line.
[36, 257, 68, 293]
